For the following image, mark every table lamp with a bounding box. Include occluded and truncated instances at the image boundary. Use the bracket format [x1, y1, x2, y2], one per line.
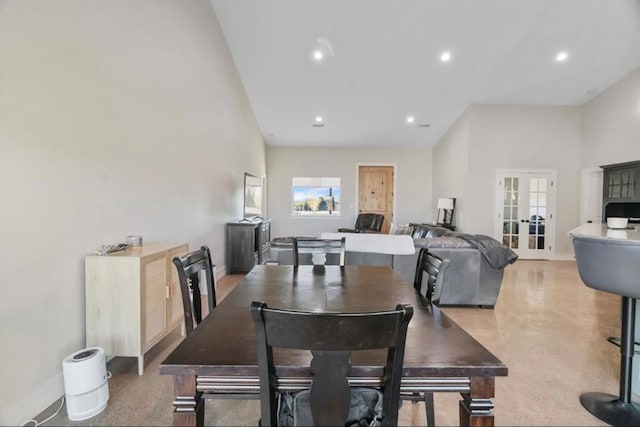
[437, 198, 454, 225]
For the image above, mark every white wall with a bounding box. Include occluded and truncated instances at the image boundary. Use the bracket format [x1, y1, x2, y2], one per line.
[581, 68, 640, 168]
[432, 110, 470, 230]
[266, 146, 433, 238]
[0, 1, 265, 424]
[433, 105, 582, 256]
[467, 105, 582, 256]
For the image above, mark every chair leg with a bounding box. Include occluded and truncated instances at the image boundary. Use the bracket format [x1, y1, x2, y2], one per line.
[424, 392, 434, 427]
[580, 297, 640, 425]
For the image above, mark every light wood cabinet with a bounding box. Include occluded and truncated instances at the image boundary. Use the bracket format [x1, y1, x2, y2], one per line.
[85, 242, 188, 375]
[166, 245, 187, 328]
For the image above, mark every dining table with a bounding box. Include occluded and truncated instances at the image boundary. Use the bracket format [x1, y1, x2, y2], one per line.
[160, 265, 508, 426]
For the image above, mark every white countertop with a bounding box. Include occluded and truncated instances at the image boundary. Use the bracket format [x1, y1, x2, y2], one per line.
[320, 232, 416, 255]
[569, 223, 640, 242]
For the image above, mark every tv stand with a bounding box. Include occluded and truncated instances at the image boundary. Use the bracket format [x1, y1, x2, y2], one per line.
[226, 219, 271, 273]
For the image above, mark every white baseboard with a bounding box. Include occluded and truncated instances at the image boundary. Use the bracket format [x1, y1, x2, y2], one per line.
[215, 264, 226, 280]
[2, 266, 229, 425]
[552, 252, 576, 261]
[0, 372, 64, 426]
[199, 265, 227, 295]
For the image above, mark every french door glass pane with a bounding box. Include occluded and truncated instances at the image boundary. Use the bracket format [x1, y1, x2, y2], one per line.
[528, 177, 547, 250]
[502, 177, 519, 249]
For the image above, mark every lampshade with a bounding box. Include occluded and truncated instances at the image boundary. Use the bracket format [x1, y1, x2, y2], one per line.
[437, 198, 454, 210]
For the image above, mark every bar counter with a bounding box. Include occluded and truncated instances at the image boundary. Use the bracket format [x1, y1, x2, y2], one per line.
[569, 222, 640, 241]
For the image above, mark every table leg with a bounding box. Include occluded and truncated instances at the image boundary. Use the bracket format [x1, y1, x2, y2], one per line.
[459, 376, 495, 427]
[171, 374, 204, 427]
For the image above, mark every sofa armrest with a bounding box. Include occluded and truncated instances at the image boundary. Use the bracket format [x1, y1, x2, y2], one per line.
[392, 248, 482, 306]
[413, 237, 473, 249]
[337, 228, 357, 233]
[426, 248, 481, 305]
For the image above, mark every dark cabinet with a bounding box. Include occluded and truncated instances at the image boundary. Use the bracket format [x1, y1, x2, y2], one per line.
[226, 219, 271, 273]
[603, 165, 639, 200]
[601, 161, 640, 220]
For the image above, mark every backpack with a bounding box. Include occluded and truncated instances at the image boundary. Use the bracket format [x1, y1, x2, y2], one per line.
[277, 387, 384, 426]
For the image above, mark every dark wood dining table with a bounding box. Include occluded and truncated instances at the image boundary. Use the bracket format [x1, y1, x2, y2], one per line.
[160, 265, 508, 426]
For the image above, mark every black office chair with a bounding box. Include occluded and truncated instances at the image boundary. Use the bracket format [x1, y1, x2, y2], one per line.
[338, 213, 385, 233]
[172, 246, 217, 335]
[251, 301, 413, 426]
[292, 237, 346, 267]
[572, 235, 640, 425]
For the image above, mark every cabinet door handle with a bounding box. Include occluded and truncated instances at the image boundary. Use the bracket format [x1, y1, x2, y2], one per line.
[166, 285, 171, 299]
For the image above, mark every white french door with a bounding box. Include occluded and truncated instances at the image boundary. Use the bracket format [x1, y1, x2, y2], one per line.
[496, 170, 557, 260]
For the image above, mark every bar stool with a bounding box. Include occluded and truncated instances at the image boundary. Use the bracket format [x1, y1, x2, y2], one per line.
[572, 234, 640, 426]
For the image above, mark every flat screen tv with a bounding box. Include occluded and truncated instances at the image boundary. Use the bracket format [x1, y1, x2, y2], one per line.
[243, 173, 263, 220]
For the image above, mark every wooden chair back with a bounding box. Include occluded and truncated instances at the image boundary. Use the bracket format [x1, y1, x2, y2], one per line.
[251, 301, 413, 426]
[172, 246, 217, 335]
[292, 238, 346, 267]
[413, 248, 450, 304]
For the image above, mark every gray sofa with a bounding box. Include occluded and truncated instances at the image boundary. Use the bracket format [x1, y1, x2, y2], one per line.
[269, 225, 517, 308]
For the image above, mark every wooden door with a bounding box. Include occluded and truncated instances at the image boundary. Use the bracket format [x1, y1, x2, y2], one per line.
[358, 166, 393, 234]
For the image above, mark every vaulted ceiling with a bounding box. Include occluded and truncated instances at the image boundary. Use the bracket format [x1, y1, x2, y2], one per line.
[212, 0, 640, 148]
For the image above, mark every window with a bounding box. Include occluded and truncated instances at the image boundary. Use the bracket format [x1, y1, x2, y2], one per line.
[292, 177, 340, 216]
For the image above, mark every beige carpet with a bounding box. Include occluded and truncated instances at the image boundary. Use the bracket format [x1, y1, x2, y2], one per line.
[34, 261, 621, 426]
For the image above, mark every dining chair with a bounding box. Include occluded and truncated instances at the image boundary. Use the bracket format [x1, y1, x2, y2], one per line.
[409, 247, 449, 427]
[173, 247, 260, 410]
[172, 245, 217, 335]
[251, 301, 413, 427]
[292, 237, 346, 267]
[413, 247, 450, 305]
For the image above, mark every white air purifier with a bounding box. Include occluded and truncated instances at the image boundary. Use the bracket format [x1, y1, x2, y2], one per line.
[62, 347, 109, 421]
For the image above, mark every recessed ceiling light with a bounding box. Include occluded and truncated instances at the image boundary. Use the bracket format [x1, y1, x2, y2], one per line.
[406, 115, 415, 124]
[555, 51, 569, 62]
[315, 116, 323, 123]
[440, 51, 452, 62]
[311, 38, 334, 62]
